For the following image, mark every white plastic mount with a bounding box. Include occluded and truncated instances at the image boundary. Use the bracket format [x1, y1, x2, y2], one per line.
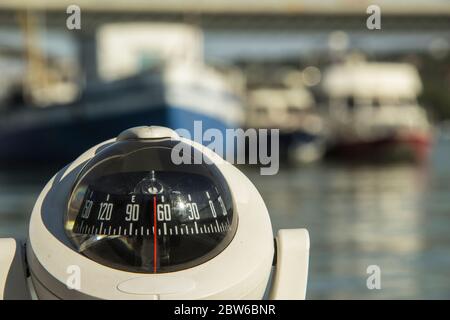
[0, 238, 31, 300]
[269, 229, 310, 300]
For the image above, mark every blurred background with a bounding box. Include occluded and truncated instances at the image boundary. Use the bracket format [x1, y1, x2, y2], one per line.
[0, 0, 449, 299]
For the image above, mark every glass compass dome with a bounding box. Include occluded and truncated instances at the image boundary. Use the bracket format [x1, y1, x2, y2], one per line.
[65, 138, 237, 273]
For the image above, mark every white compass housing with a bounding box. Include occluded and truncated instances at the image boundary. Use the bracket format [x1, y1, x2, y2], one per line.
[17, 126, 310, 300]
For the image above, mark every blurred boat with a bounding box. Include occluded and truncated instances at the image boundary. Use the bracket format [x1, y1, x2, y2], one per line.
[0, 63, 244, 164]
[322, 60, 432, 162]
[246, 81, 326, 164]
[0, 23, 244, 164]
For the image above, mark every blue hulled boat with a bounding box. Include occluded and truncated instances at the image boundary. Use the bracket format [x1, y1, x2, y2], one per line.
[0, 63, 244, 164]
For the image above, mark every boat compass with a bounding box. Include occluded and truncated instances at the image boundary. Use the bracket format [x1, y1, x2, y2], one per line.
[0, 126, 309, 300]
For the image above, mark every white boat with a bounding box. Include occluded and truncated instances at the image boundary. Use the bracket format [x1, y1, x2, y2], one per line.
[246, 77, 326, 163]
[322, 60, 433, 162]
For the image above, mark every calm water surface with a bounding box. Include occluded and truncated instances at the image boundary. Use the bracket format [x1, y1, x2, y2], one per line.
[1, 138, 449, 299]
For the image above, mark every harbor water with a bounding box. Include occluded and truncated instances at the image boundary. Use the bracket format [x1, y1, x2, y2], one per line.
[1, 135, 449, 299]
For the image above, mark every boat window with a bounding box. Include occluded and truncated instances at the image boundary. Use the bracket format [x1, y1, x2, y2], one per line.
[356, 96, 372, 107]
[288, 106, 303, 115]
[347, 96, 356, 111]
[399, 98, 415, 106]
[254, 107, 268, 115]
[373, 98, 381, 108]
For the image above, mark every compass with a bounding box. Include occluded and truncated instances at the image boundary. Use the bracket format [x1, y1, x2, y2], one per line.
[65, 137, 237, 273]
[0, 126, 310, 300]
